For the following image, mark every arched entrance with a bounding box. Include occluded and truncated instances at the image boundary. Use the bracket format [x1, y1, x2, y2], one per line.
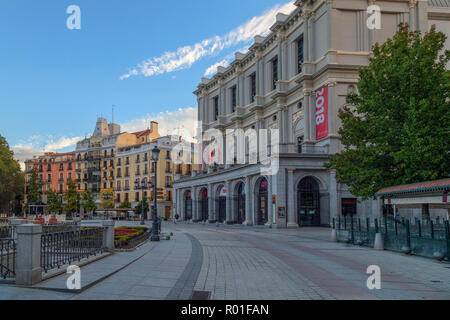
[235, 182, 246, 224]
[184, 191, 192, 221]
[200, 188, 208, 221]
[216, 186, 227, 223]
[297, 177, 320, 226]
[256, 178, 268, 225]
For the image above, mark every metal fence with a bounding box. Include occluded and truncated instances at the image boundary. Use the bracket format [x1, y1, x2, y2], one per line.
[0, 238, 16, 279]
[334, 216, 450, 261]
[40, 227, 106, 273]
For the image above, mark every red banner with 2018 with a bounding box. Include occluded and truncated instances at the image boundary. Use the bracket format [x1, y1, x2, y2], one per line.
[315, 86, 328, 140]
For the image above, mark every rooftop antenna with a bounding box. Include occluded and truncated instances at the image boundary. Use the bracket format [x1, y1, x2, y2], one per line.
[112, 105, 115, 124]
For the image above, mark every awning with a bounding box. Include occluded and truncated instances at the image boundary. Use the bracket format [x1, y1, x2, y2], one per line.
[376, 178, 450, 197]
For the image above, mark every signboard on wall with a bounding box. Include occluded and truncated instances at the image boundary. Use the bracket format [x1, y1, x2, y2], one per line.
[315, 86, 329, 140]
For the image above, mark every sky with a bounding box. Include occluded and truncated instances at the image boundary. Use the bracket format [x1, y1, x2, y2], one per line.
[0, 0, 296, 167]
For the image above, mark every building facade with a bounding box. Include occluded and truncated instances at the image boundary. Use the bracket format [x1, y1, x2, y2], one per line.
[173, 0, 450, 227]
[24, 152, 76, 204]
[74, 118, 160, 209]
[115, 136, 197, 219]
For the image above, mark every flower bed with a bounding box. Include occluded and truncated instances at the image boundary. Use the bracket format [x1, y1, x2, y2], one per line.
[114, 226, 149, 249]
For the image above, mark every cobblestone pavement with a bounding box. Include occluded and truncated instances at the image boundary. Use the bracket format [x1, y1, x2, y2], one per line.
[185, 224, 450, 300]
[1, 222, 449, 300]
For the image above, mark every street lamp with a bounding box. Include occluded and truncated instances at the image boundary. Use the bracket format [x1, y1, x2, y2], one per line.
[151, 145, 161, 242]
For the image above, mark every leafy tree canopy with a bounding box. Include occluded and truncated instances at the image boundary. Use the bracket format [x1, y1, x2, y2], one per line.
[325, 24, 450, 199]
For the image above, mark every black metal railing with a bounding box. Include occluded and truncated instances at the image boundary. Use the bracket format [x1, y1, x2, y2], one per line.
[40, 227, 106, 273]
[0, 239, 16, 279]
[334, 216, 450, 261]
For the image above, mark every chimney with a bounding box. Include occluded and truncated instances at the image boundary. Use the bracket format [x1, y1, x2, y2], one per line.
[150, 121, 159, 135]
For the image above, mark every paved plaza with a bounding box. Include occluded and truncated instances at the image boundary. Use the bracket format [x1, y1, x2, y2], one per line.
[0, 221, 449, 300]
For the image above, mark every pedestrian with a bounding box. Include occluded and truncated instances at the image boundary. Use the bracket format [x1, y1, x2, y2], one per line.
[175, 213, 179, 224]
[159, 216, 163, 232]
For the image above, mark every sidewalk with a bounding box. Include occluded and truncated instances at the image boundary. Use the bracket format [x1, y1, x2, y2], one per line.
[0, 222, 195, 300]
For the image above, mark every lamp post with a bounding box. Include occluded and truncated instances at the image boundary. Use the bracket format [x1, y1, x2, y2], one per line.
[151, 145, 160, 242]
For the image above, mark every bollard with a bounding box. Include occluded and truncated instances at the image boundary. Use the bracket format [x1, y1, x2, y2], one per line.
[331, 228, 337, 242]
[15, 224, 42, 285]
[374, 232, 384, 250]
[102, 220, 115, 251]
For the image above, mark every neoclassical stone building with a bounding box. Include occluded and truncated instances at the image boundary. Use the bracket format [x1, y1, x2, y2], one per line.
[173, 0, 450, 227]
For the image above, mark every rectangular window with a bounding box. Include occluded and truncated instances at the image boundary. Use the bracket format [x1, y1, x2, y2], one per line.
[298, 35, 304, 74]
[213, 96, 219, 121]
[272, 57, 278, 90]
[231, 86, 237, 112]
[250, 73, 256, 102]
[297, 136, 304, 154]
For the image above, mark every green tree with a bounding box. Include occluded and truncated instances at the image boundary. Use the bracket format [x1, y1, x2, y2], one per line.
[46, 188, 63, 214]
[119, 201, 131, 209]
[82, 189, 96, 214]
[63, 180, 79, 217]
[25, 167, 42, 214]
[0, 135, 24, 214]
[100, 189, 114, 209]
[135, 198, 149, 219]
[326, 24, 450, 199]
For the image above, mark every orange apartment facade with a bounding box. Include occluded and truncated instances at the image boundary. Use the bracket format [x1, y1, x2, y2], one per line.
[24, 152, 77, 203]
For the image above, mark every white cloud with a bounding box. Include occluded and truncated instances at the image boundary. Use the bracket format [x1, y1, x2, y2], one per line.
[204, 59, 231, 77]
[204, 45, 251, 77]
[43, 136, 83, 152]
[121, 107, 198, 142]
[12, 135, 83, 171]
[120, 1, 296, 80]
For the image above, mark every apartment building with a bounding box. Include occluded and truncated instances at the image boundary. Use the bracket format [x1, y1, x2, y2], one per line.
[24, 152, 76, 203]
[115, 136, 197, 219]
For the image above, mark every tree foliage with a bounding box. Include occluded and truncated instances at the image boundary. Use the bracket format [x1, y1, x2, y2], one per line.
[100, 189, 114, 209]
[46, 188, 63, 214]
[63, 180, 79, 215]
[82, 189, 96, 213]
[135, 198, 149, 218]
[325, 24, 450, 199]
[0, 135, 24, 213]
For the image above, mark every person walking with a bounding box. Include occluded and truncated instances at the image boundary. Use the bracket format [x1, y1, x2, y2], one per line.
[175, 213, 179, 224]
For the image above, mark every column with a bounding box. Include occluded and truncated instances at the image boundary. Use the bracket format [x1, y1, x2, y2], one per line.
[102, 220, 115, 252]
[244, 176, 253, 225]
[309, 94, 316, 141]
[16, 224, 42, 285]
[328, 82, 336, 136]
[303, 90, 311, 142]
[287, 169, 298, 228]
[192, 187, 198, 222]
[208, 184, 214, 222]
[173, 188, 178, 219]
[267, 175, 274, 226]
[329, 171, 338, 225]
[225, 181, 233, 224]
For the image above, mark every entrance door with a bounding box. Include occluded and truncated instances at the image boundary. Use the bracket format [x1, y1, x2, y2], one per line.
[185, 191, 192, 220]
[237, 183, 246, 224]
[298, 177, 320, 226]
[257, 179, 268, 225]
[200, 188, 208, 221]
[164, 206, 171, 220]
[341, 198, 357, 217]
[218, 196, 226, 223]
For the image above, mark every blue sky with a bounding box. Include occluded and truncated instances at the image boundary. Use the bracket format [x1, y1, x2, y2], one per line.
[0, 0, 295, 163]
